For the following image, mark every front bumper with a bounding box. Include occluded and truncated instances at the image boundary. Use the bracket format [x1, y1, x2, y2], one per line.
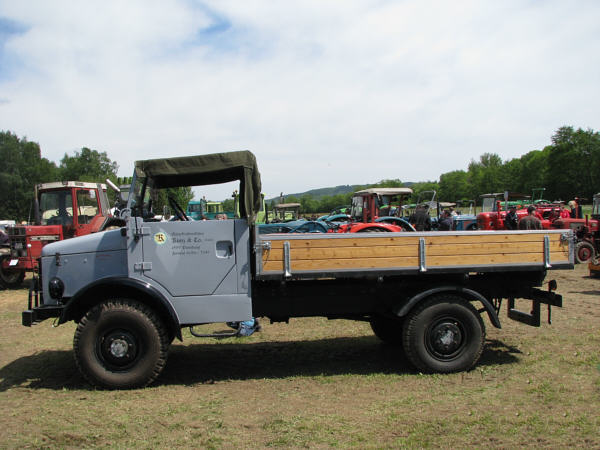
[22, 279, 63, 326]
[22, 305, 63, 326]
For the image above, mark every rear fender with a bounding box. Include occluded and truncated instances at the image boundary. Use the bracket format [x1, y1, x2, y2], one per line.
[393, 285, 502, 329]
[60, 277, 182, 340]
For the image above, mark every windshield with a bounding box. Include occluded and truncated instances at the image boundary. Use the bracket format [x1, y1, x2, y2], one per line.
[206, 203, 223, 214]
[350, 196, 364, 219]
[128, 175, 152, 217]
[481, 197, 497, 213]
[40, 190, 74, 226]
[187, 202, 203, 213]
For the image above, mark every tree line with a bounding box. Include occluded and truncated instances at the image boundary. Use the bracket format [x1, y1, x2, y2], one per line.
[1, 125, 598, 220]
[284, 126, 599, 214]
[0, 131, 191, 221]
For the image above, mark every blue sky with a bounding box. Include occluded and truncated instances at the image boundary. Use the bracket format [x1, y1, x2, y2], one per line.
[0, 0, 599, 201]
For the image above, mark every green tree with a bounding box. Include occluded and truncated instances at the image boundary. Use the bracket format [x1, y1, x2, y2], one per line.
[467, 153, 504, 197]
[0, 131, 58, 221]
[59, 147, 118, 182]
[409, 181, 440, 203]
[153, 187, 194, 218]
[546, 126, 600, 200]
[299, 194, 318, 214]
[438, 170, 469, 202]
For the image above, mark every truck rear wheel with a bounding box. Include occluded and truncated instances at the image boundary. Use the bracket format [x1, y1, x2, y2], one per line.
[402, 294, 485, 373]
[0, 256, 26, 289]
[73, 299, 169, 389]
[370, 314, 404, 345]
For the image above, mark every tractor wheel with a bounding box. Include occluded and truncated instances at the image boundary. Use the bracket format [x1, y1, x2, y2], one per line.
[73, 298, 170, 389]
[0, 256, 26, 289]
[402, 294, 485, 373]
[370, 314, 404, 345]
[575, 241, 595, 264]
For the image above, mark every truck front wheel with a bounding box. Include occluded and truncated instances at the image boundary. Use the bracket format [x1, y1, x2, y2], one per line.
[73, 299, 169, 389]
[402, 295, 485, 373]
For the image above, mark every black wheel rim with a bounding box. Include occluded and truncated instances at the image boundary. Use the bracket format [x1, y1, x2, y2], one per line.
[97, 329, 140, 370]
[425, 316, 466, 360]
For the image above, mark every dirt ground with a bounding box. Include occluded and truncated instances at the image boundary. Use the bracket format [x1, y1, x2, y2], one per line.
[0, 264, 598, 448]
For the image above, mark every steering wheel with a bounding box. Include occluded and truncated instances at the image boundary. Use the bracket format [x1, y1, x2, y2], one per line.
[168, 197, 189, 221]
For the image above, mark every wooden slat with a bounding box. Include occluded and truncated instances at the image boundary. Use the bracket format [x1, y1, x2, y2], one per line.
[262, 232, 562, 249]
[261, 251, 569, 272]
[261, 241, 568, 262]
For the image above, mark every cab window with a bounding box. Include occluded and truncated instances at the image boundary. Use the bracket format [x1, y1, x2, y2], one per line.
[76, 189, 100, 224]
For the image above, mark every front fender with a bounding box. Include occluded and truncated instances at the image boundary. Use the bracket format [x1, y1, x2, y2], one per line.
[60, 277, 182, 340]
[393, 285, 502, 329]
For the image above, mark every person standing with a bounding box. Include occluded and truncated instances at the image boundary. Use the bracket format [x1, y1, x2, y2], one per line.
[569, 199, 583, 219]
[409, 205, 432, 231]
[504, 206, 518, 230]
[518, 206, 543, 230]
[574, 197, 583, 219]
[438, 210, 454, 231]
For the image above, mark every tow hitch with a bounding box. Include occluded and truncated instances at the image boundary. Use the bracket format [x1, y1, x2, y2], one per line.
[507, 280, 562, 327]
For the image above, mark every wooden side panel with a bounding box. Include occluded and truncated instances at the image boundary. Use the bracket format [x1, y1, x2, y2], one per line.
[259, 232, 570, 274]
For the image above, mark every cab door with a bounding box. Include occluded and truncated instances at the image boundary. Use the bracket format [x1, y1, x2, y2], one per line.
[140, 219, 247, 297]
[74, 188, 104, 236]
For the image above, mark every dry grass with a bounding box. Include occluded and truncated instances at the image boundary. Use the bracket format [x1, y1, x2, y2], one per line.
[1, 265, 599, 448]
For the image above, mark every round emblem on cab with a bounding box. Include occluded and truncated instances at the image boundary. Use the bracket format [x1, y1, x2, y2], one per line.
[153, 232, 167, 245]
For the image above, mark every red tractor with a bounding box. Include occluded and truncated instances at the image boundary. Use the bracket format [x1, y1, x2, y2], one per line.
[476, 191, 563, 231]
[335, 188, 415, 233]
[551, 193, 600, 263]
[0, 181, 125, 288]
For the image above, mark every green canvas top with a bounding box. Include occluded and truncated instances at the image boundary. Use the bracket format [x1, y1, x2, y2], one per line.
[134, 150, 262, 223]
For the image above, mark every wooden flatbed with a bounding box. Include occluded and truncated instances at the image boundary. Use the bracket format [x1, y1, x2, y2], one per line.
[255, 229, 573, 280]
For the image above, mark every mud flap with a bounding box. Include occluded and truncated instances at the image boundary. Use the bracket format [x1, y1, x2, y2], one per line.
[507, 285, 562, 327]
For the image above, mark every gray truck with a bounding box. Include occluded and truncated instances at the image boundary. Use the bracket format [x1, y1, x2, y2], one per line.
[23, 151, 573, 389]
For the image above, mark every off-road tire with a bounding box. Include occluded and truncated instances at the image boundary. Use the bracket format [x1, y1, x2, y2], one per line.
[402, 294, 485, 373]
[0, 256, 26, 289]
[370, 314, 404, 345]
[73, 299, 169, 389]
[575, 241, 595, 264]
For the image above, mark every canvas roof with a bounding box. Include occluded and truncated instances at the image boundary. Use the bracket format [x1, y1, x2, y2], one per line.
[134, 150, 262, 222]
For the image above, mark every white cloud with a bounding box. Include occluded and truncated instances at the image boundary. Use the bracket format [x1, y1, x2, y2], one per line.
[0, 0, 599, 200]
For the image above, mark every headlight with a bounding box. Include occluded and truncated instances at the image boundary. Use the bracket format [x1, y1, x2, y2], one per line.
[48, 277, 65, 299]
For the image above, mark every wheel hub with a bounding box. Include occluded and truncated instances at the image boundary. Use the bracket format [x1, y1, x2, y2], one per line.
[579, 247, 592, 260]
[100, 330, 138, 367]
[428, 320, 463, 358]
[110, 338, 129, 358]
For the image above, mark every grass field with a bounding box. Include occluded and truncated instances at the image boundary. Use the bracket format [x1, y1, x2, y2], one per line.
[1, 264, 599, 448]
